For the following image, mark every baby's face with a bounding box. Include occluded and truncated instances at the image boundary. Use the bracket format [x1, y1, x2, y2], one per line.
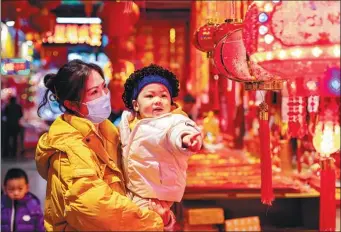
[133, 83, 171, 118]
[4, 178, 29, 201]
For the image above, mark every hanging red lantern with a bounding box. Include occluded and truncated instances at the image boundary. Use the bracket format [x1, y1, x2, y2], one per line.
[105, 37, 136, 61]
[243, 1, 340, 80]
[99, 1, 140, 38]
[192, 20, 217, 57]
[214, 19, 243, 44]
[1, 0, 37, 20]
[30, 9, 56, 35]
[213, 28, 279, 82]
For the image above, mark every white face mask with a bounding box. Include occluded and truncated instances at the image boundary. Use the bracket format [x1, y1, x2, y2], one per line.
[83, 91, 111, 123]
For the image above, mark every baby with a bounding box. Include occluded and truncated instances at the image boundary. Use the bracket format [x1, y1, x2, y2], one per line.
[119, 64, 202, 213]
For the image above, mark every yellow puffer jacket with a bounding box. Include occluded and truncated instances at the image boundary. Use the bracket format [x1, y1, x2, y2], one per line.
[35, 114, 163, 231]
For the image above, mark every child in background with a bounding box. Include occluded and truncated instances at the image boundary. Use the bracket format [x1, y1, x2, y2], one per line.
[120, 64, 203, 225]
[1, 168, 44, 232]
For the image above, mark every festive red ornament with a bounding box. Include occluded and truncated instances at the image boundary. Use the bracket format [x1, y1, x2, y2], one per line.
[99, 2, 140, 38]
[214, 19, 243, 44]
[258, 101, 274, 205]
[192, 21, 217, 57]
[213, 28, 278, 82]
[105, 37, 136, 61]
[30, 9, 56, 35]
[1, 0, 38, 21]
[243, 1, 340, 80]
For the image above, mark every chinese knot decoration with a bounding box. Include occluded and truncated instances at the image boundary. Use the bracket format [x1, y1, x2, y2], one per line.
[243, 1, 340, 79]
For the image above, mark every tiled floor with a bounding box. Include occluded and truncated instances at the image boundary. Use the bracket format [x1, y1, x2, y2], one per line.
[1, 152, 340, 231]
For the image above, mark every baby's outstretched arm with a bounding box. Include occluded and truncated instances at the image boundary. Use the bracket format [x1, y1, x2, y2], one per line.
[168, 119, 202, 154]
[182, 133, 202, 152]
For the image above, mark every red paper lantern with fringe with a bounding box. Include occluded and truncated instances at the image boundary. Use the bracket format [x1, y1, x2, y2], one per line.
[214, 19, 243, 44]
[192, 21, 217, 57]
[30, 9, 56, 35]
[99, 1, 140, 38]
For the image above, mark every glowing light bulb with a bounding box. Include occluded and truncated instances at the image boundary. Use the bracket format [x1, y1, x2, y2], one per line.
[312, 47, 323, 57]
[258, 25, 268, 35]
[258, 13, 268, 23]
[264, 34, 274, 44]
[291, 48, 302, 58]
[266, 52, 273, 60]
[313, 121, 341, 157]
[333, 46, 340, 57]
[264, 3, 273, 12]
[306, 80, 317, 90]
[278, 50, 287, 59]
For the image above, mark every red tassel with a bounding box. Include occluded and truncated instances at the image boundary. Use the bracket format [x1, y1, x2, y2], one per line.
[319, 157, 336, 231]
[258, 102, 274, 205]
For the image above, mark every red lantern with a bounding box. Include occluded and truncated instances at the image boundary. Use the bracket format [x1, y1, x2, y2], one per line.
[99, 2, 140, 38]
[214, 19, 243, 44]
[105, 37, 136, 61]
[30, 9, 56, 35]
[213, 28, 278, 82]
[243, 1, 340, 80]
[1, 1, 38, 21]
[192, 21, 217, 57]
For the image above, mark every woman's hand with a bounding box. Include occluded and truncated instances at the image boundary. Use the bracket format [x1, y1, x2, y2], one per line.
[149, 199, 175, 231]
[182, 133, 202, 152]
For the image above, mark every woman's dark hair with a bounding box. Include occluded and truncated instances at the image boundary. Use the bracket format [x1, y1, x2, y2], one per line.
[4, 168, 29, 185]
[37, 59, 105, 117]
[122, 64, 180, 110]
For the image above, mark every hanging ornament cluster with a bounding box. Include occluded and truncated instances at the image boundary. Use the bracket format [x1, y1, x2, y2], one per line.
[287, 96, 307, 138]
[242, 1, 340, 79]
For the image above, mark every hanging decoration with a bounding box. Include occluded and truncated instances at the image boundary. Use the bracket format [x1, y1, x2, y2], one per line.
[1, 1, 37, 21]
[192, 19, 218, 58]
[29, 9, 56, 36]
[242, 1, 340, 79]
[213, 28, 281, 83]
[80, 0, 100, 17]
[313, 97, 340, 231]
[258, 100, 274, 205]
[214, 19, 243, 44]
[99, 1, 140, 38]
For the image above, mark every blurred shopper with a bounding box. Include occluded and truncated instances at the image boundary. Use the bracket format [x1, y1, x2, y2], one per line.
[3, 96, 23, 157]
[1, 168, 44, 232]
[182, 93, 198, 120]
[35, 59, 170, 231]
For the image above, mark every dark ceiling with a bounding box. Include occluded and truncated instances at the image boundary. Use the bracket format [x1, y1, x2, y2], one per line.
[52, 1, 191, 18]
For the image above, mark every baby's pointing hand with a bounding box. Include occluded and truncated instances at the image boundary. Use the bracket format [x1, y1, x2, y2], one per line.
[182, 133, 202, 152]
